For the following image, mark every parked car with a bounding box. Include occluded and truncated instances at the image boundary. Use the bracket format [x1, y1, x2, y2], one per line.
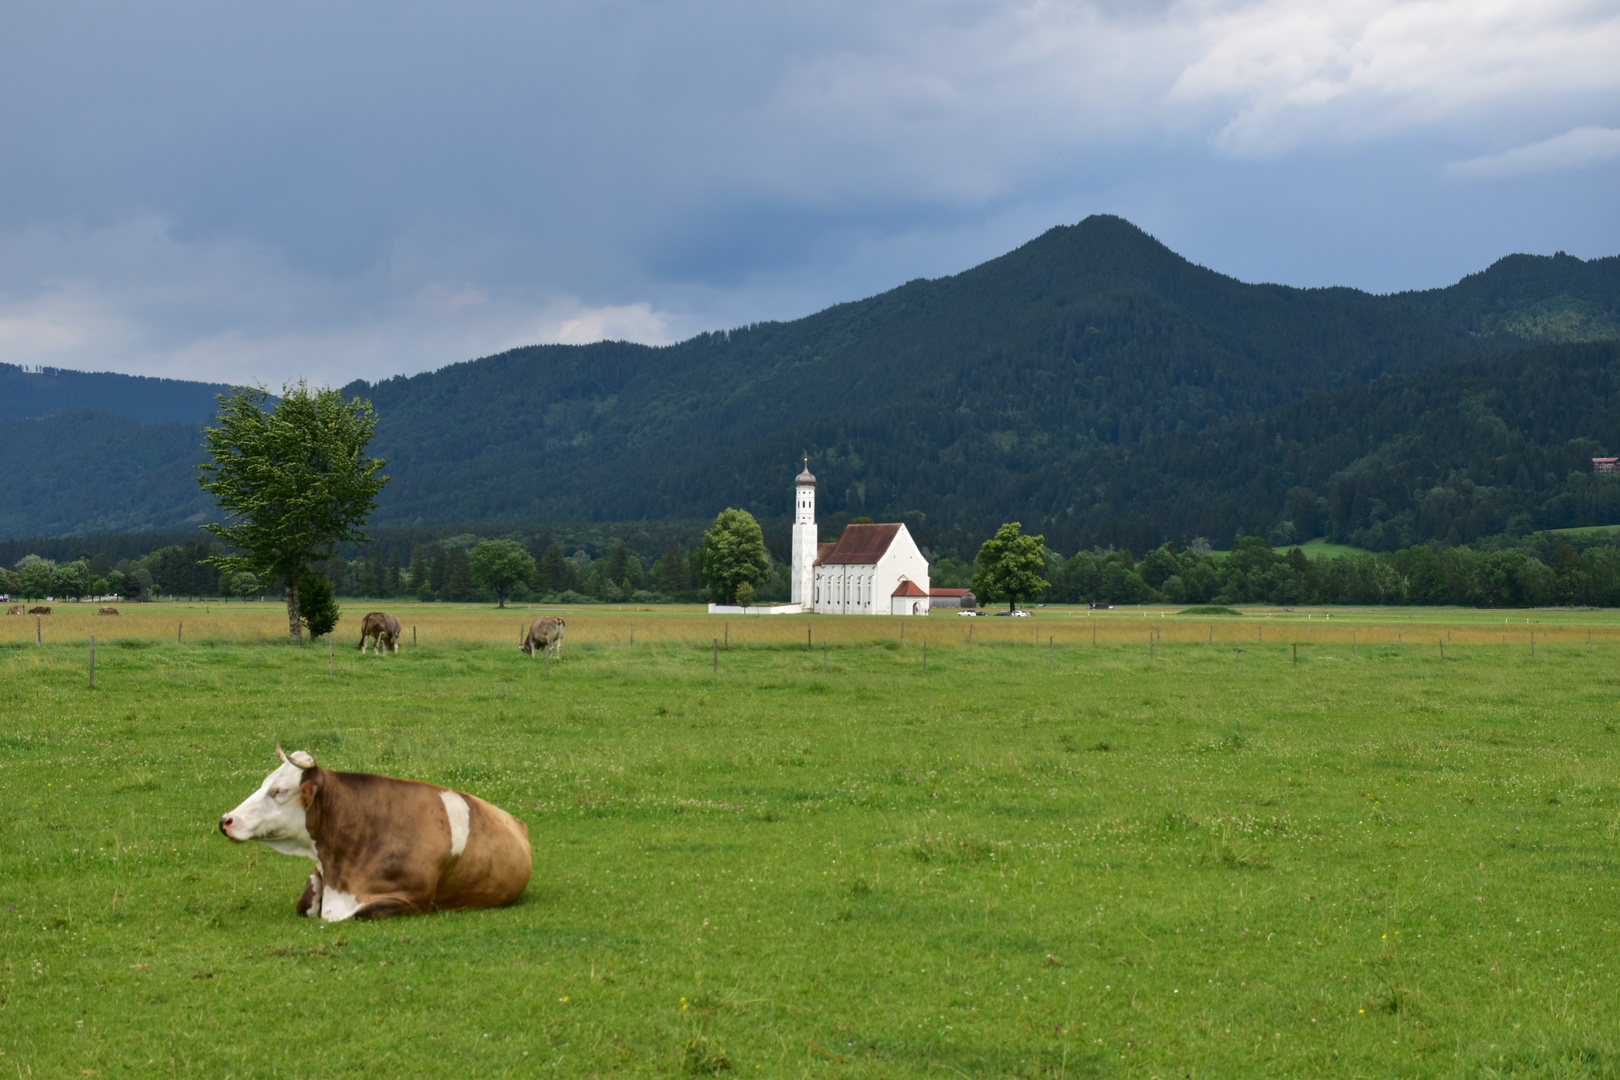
[993, 609, 1032, 617]
[956, 609, 984, 617]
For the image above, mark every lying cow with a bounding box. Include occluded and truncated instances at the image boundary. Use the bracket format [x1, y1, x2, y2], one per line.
[6, 604, 23, 615]
[521, 615, 565, 659]
[358, 611, 401, 653]
[219, 746, 532, 921]
[98, 606, 120, 616]
[28, 606, 51, 615]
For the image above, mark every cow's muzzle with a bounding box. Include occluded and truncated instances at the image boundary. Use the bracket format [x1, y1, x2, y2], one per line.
[219, 815, 245, 843]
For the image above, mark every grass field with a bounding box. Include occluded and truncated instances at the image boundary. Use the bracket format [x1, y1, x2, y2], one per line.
[5, 602, 1620, 1076]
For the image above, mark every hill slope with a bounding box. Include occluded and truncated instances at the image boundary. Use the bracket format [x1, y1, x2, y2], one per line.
[5, 216, 1620, 547]
[0, 364, 235, 424]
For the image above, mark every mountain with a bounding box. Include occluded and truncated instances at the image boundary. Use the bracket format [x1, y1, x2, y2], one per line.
[1047, 339, 1620, 554]
[4, 216, 1619, 551]
[0, 363, 235, 424]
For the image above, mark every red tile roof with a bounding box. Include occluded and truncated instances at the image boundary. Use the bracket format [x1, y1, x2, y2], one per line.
[929, 588, 970, 597]
[818, 523, 902, 565]
[812, 541, 837, 566]
[892, 579, 928, 597]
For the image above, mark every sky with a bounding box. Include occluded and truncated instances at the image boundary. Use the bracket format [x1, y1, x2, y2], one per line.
[1, 0, 1618, 389]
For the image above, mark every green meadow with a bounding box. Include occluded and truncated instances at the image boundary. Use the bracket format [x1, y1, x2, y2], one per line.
[4, 604, 1620, 1077]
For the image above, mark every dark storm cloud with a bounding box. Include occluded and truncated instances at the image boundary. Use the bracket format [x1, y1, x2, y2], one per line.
[1, 0, 1617, 386]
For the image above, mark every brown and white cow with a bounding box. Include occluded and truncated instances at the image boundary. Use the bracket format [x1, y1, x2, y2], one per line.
[520, 616, 565, 659]
[358, 611, 401, 653]
[28, 605, 51, 615]
[6, 604, 24, 615]
[219, 747, 532, 921]
[98, 606, 120, 616]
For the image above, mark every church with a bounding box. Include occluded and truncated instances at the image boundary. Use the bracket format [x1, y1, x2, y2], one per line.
[791, 464, 930, 615]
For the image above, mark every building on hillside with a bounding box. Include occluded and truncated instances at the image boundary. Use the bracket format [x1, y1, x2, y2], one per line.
[929, 587, 976, 609]
[790, 466, 929, 614]
[1595, 457, 1620, 474]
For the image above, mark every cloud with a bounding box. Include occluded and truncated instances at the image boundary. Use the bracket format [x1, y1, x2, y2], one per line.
[1169, 0, 1620, 154]
[1447, 126, 1620, 178]
[0, 1, 1617, 388]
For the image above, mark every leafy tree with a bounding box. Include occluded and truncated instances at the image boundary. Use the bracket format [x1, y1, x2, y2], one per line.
[297, 568, 341, 639]
[198, 381, 387, 642]
[735, 581, 755, 607]
[52, 560, 90, 599]
[0, 567, 20, 597]
[469, 539, 536, 607]
[229, 570, 261, 601]
[701, 509, 771, 605]
[971, 522, 1050, 612]
[17, 558, 53, 599]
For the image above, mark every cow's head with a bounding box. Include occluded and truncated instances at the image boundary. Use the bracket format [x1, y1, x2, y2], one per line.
[219, 746, 318, 857]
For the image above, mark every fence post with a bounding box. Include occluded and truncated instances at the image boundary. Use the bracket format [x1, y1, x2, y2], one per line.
[630, 623, 635, 646]
[1233, 647, 1239, 665]
[823, 644, 827, 672]
[1049, 636, 1054, 670]
[90, 636, 95, 688]
[1531, 633, 1535, 658]
[413, 626, 417, 647]
[1440, 640, 1444, 661]
[1354, 630, 1359, 662]
[179, 620, 183, 645]
[901, 623, 904, 642]
[725, 622, 729, 648]
[923, 640, 927, 673]
[713, 638, 718, 673]
[36, 614, 41, 644]
[1208, 625, 1212, 645]
[1292, 643, 1297, 666]
[329, 636, 334, 677]
[1149, 637, 1154, 663]
[808, 625, 812, 650]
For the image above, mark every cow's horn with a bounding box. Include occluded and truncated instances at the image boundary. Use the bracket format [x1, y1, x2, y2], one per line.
[276, 744, 291, 764]
[288, 750, 315, 769]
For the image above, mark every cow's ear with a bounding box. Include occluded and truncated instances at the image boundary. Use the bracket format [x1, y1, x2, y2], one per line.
[298, 779, 319, 809]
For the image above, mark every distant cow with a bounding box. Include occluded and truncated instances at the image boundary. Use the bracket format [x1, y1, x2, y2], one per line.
[98, 606, 120, 616]
[521, 616, 565, 659]
[28, 606, 51, 615]
[219, 746, 532, 921]
[358, 612, 401, 653]
[6, 604, 23, 615]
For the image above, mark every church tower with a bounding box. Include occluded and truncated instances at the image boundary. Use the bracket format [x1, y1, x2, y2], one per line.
[791, 461, 817, 608]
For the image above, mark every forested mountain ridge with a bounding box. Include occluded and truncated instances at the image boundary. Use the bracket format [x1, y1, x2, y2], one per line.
[1050, 340, 1620, 554]
[1396, 250, 1620, 342]
[0, 363, 236, 424]
[4, 216, 1619, 549]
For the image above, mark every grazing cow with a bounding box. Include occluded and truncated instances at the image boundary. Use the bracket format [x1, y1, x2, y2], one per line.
[358, 611, 401, 653]
[520, 616, 565, 659]
[98, 606, 120, 616]
[28, 606, 51, 615]
[6, 604, 23, 615]
[219, 746, 532, 921]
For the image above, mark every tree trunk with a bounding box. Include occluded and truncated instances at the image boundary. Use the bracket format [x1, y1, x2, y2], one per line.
[285, 562, 303, 643]
[497, 589, 506, 608]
